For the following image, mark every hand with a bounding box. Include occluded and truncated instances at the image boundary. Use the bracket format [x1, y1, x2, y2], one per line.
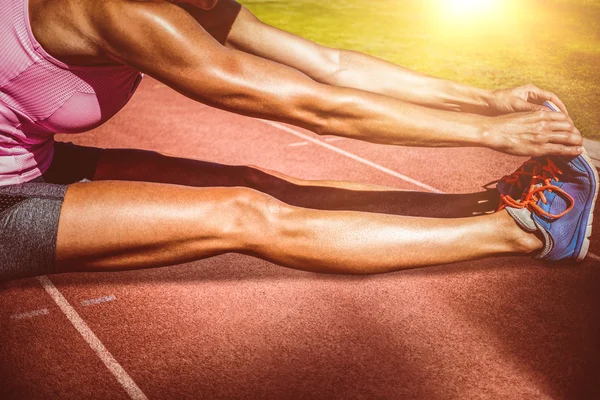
[488, 84, 569, 116]
[480, 110, 583, 157]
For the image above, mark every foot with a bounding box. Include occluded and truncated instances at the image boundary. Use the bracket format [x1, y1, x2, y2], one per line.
[495, 102, 599, 261]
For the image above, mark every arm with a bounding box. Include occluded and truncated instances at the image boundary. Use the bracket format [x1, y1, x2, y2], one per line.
[89, 0, 581, 156]
[223, 5, 489, 113]
[212, 1, 569, 116]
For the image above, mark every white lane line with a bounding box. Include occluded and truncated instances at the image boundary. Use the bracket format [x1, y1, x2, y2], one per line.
[11, 308, 49, 320]
[262, 120, 443, 194]
[288, 138, 343, 147]
[287, 141, 309, 147]
[261, 119, 600, 261]
[36, 276, 148, 400]
[82, 295, 117, 307]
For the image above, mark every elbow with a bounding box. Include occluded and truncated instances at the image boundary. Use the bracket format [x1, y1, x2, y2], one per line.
[299, 85, 358, 137]
[308, 47, 345, 85]
[289, 85, 341, 136]
[193, 52, 337, 136]
[220, 58, 333, 135]
[303, 110, 330, 136]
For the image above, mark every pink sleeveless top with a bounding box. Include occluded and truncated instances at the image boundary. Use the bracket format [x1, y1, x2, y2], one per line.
[0, 0, 143, 186]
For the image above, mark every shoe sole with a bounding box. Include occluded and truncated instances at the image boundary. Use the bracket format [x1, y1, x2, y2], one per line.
[576, 147, 599, 262]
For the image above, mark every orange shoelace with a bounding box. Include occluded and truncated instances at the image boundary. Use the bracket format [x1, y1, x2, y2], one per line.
[497, 158, 575, 220]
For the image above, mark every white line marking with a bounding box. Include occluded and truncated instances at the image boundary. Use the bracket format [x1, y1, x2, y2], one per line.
[261, 119, 600, 261]
[262, 120, 443, 194]
[82, 295, 117, 306]
[37, 276, 148, 400]
[10, 308, 49, 320]
[287, 141, 309, 147]
[324, 137, 344, 143]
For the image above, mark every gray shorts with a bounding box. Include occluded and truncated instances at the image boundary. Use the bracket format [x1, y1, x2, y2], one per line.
[0, 142, 102, 282]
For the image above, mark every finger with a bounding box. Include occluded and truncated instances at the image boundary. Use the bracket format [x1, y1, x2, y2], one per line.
[549, 112, 577, 130]
[547, 120, 576, 133]
[528, 87, 569, 115]
[548, 93, 569, 115]
[515, 98, 545, 112]
[535, 110, 570, 122]
[539, 143, 582, 157]
[542, 131, 584, 146]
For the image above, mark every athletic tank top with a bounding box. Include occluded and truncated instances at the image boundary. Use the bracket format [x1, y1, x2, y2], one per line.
[0, 0, 143, 186]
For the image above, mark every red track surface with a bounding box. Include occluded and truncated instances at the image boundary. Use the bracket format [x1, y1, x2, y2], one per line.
[1, 78, 599, 399]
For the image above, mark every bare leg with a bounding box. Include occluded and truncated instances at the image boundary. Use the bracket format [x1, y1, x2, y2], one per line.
[56, 181, 541, 274]
[93, 148, 500, 217]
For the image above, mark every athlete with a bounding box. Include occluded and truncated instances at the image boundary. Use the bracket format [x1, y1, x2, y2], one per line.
[0, 0, 597, 282]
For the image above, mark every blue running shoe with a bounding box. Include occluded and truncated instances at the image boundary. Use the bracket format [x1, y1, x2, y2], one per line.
[497, 101, 599, 261]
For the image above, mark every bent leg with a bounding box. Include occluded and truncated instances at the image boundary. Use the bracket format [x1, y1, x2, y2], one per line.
[56, 180, 540, 274]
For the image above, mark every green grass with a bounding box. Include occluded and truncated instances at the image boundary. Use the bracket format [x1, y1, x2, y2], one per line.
[240, 0, 600, 140]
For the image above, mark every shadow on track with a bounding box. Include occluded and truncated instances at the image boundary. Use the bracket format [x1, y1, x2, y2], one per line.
[87, 145, 502, 218]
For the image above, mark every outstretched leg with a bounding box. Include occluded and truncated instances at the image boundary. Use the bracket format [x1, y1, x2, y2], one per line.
[56, 180, 541, 274]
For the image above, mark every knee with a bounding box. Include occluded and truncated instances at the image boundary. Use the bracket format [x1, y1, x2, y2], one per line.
[224, 187, 294, 248]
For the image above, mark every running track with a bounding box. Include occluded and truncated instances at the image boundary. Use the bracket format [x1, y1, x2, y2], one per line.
[1, 78, 599, 400]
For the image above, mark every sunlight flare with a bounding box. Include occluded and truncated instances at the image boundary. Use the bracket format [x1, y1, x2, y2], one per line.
[441, 0, 500, 16]
[429, 0, 521, 38]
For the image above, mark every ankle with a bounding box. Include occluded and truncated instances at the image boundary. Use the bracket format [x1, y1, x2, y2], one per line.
[497, 209, 544, 254]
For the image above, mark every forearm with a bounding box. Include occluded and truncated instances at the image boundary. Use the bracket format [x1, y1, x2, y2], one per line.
[323, 49, 493, 114]
[183, 51, 484, 148]
[314, 84, 484, 147]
